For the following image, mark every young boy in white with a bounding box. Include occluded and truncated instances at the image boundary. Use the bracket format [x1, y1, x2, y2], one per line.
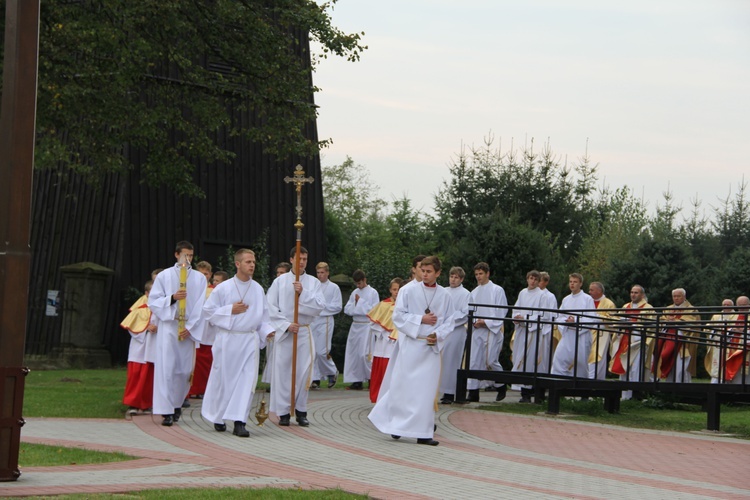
[551, 273, 595, 378]
[343, 269, 379, 390]
[369, 256, 456, 446]
[439, 267, 470, 404]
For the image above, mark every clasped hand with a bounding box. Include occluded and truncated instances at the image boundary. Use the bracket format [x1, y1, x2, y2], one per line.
[231, 301, 249, 314]
[422, 312, 437, 326]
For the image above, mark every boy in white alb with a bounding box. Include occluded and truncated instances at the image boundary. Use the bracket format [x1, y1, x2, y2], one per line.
[343, 269, 379, 390]
[439, 267, 470, 404]
[369, 256, 456, 446]
[466, 262, 508, 403]
[311, 262, 343, 389]
[551, 273, 595, 378]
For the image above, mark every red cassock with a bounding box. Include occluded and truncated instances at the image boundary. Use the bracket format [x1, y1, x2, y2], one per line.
[369, 357, 389, 403]
[725, 314, 747, 381]
[123, 361, 154, 410]
[189, 344, 213, 396]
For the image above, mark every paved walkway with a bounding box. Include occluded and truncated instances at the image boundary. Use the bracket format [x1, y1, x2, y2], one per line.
[6, 389, 750, 499]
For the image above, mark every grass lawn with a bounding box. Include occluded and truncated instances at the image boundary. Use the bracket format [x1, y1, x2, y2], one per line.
[19, 442, 134, 467]
[484, 396, 750, 438]
[23, 368, 129, 419]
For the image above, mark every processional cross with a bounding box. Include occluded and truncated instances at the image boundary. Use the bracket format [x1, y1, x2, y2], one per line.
[283, 165, 314, 414]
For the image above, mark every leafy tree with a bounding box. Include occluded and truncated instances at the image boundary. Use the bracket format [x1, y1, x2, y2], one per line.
[602, 238, 702, 307]
[443, 210, 564, 300]
[322, 156, 384, 241]
[321, 155, 384, 273]
[576, 186, 648, 285]
[322, 158, 434, 292]
[434, 134, 598, 265]
[2, 0, 366, 197]
[718, 247, 750, 301]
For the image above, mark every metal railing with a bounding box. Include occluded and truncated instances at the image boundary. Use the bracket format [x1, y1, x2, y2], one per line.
[455, 303, 749, 431]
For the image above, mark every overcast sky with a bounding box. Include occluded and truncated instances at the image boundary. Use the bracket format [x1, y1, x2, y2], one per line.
[312, 0, 749, 218]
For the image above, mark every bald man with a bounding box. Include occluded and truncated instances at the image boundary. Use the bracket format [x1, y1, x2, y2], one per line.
[610, 285, 654, 400]
[653, 288, 700, 383]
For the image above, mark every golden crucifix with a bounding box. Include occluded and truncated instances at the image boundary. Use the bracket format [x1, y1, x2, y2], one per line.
[283, 164, 314, 415]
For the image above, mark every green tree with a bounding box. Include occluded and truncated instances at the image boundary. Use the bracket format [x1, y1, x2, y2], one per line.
[718, 247, 750, 301]
[321, 158, 434, 292]
[1, 0, 366, 197]
[712, 179, 750, 256]
[321, 156, 385, 274]
[602, 238, 703, 307]
[434, 135, 598, 266]
[576, 186, 648, 285]
[650, 188, 681, 241]
[443, 210, 564, 300]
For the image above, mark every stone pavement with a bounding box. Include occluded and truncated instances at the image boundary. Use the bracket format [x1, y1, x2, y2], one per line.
[5, 388, 750, 499]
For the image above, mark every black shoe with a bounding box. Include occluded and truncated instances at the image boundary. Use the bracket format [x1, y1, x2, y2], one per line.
[161, 415, 173, 427]
[417, 438, 439, 446]
[278, 414, 290, 426]
[467, 389, 480, 402]
[440, 393, 454, 405]
[519, 388, 532, 403]
[214, 423, 226, 432]
[347, 382, 363, 390]
[182, 399, 191, 408]
[391, 434, 401, 440]
[495, 385, 507, 402]
[173, 408, 182, 422]
[295, 410, 309, 427]
[310, 380, 320, 389]
[328, 374, 337, 388]
[233, 421, 250, 437]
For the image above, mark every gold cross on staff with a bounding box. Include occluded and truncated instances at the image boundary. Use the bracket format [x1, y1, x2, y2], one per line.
[283, 164, 315, 416]
[284, 165, 315, 235]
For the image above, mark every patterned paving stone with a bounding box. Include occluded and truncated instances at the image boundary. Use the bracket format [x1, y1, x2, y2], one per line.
[11, 388, 749, 499]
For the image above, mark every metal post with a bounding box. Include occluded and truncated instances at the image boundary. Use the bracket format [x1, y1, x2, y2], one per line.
[0, 0, 40, 482]
[455, 308, 473, 403]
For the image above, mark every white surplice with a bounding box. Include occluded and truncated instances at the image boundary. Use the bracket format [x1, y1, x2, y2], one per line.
[266, 271, 325, 416]
[551, 291, 595, 377]
[467, 281, 508, 390]
[200, 277, 274, 424]
[148, 265, 207, 415]
[368, 282, 455, 440]
[311, 279, 343, 380]
[510, 286, 545, 390]
[343, 285, 380, 382]
[439, 285, 470, 395]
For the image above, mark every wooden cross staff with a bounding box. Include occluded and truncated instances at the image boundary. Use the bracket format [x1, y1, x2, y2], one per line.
[283, 165, 314, 415]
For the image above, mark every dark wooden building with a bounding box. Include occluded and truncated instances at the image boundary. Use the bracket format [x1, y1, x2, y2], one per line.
[24, 33, 327, 364]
